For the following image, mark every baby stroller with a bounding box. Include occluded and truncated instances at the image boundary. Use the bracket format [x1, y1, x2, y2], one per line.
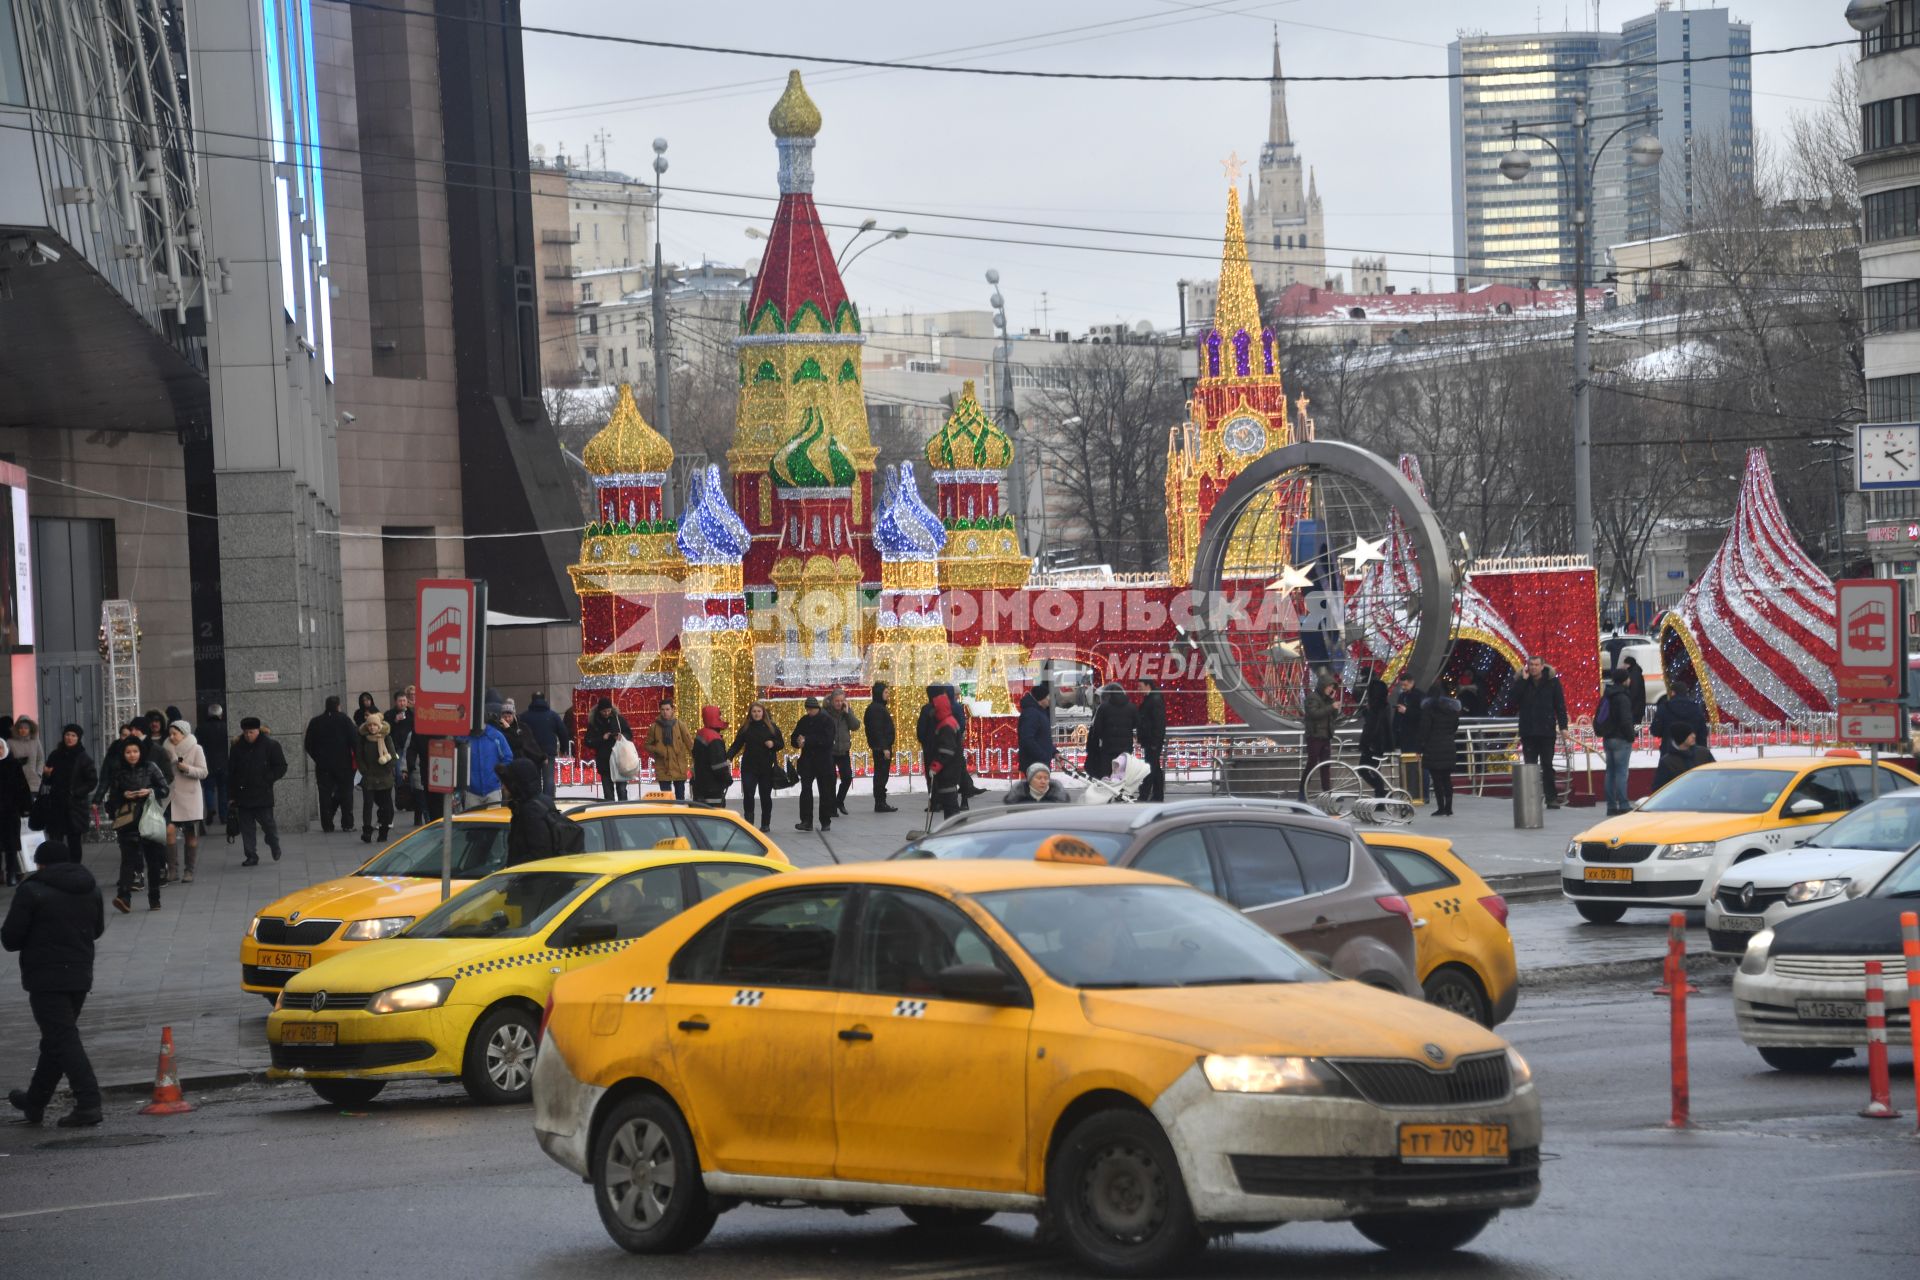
[1061, 753, 1151, 805]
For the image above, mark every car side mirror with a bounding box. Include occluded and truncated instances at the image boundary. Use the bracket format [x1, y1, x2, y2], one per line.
[556, 920, 619, 948]
[933, 963, 1026, 1007]
[1786, 798, 1824, 816]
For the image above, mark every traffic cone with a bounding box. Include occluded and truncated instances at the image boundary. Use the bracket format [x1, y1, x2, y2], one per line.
[138, 1026, 194, 1116]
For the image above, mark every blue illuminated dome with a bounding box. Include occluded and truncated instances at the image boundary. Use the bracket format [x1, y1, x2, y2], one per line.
[874, 462, 947, 562]
[675, 464, 750, 565]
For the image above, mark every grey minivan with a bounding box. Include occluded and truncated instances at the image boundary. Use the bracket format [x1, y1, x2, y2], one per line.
[891, 799, 1420, 994]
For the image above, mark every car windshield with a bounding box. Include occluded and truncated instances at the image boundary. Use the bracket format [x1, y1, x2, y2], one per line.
[1808, 796, 1920, 853]
[406, 872, 598, 939]
[895, 827, 1133, 862]
[358, 821, 510, 878]
[1639, 768, 1788, 814]
[970, 883, 1324, 989]
[1875, 847, 1920, 898]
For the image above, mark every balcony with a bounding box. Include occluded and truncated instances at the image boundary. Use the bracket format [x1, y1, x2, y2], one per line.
[546, 300, 578, 315]
[540, 230, 580, 244]
[542, 265, 576, 280]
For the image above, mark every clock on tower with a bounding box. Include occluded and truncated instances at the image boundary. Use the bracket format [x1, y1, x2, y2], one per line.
[1857, 422, 1920, 489]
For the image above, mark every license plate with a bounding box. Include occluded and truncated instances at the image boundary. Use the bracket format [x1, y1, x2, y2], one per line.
[1584, 867, 1633, 882]
[256, 950, 310, 970]
[1719, 915, 1764, 933]
[1398, 1123, 1509, 1164]
[280, 1022, 336, 1045]
[1796, 1000, 1865, 1021]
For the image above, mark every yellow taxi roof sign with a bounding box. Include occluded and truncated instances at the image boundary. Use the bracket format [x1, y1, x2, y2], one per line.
[652, 836, 692, 850]
[1035, 834, 1106, 866]
[642, 790, 677, 802]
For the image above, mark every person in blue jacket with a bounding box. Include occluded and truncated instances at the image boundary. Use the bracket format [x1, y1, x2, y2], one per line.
[1017, 682, 1056, 773]
[465, 702, 514, 809]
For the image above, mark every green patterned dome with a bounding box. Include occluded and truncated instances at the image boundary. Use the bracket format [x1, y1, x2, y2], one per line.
[770, 405, 855, 488]
[926, 379, 1013, 471]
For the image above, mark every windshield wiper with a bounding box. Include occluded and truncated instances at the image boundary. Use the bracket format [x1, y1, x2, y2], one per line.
[1883, 888, 1920, 898]
[1183, 976, 1296, 986]
[1077, 980, 1172, 989]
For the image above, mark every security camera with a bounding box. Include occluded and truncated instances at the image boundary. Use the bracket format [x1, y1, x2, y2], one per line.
[30, 242, 59, 265]
[340, 412, 357, 423]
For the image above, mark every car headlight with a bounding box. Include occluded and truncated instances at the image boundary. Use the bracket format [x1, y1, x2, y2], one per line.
[1565, 840, 1580, 861]
[1738, 928, 1775, 976]
[247, 916, 261, 940]
[273, 990, 284, 1010]
[1784, 878, 1850, 905]
[342, 916, 415, 941]
[366, 978, 454, 1015]
[1658, 841, 1715, 860]
[1201, 1055, 1352, 1096]
[1506, 1046, 1533, 1087]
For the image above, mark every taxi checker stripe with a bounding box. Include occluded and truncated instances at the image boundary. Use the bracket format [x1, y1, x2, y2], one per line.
[893, 999, 927, 1018]
[626, 987, 655, 1003]
[732, 989, 764, 1006]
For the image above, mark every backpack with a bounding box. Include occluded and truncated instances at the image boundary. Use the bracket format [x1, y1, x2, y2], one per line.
[1593, 693, 1612, 729]
[547, 807, 586, 855]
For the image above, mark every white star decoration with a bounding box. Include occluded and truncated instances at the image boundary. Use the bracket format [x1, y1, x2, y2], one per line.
[1341, 536, 1387, 569]
[1266, 563, 1315, 593]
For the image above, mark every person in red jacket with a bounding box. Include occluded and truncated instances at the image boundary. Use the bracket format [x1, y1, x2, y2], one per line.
[927, 693, 969, 821]
[691, 706, 733, 805]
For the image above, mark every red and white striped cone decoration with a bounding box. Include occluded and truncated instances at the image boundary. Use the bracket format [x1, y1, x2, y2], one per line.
[1861, 961, 1898, 1120]
[1902, 912, 1920, 1132]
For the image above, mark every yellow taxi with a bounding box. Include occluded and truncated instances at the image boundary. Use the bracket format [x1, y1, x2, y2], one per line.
[1562, 754, 1920, 923]
[533, 845, 1541, 1274]
[1360, 834, 1518, 1027]
[268, 848, 787, 1108]
[241, 801, 784, 1000]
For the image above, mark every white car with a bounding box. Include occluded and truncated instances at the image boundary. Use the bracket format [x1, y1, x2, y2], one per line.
[1599, 634, 1664, 705]
[1705, 790, 1920, 956]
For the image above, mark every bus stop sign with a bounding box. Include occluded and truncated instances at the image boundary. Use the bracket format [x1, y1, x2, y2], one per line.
[415, 578, 486, 736]
[1835, 579, 1905, 701]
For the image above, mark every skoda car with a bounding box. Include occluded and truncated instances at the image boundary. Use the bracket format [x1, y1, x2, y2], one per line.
[533, 852, 1541, 1274]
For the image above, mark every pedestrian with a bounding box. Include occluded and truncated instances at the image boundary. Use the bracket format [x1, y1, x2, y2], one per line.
[520, 692, 565, 799]
[302, 695, 358, 834]
[352, 691, 379, 726]
[386, 692, 416, 826]
[357, 711, 397, 843]
[101, 737, 167, 914]
[1456, 673, 1488, 719]
[1650, 687, 1708, 749]
[163, 721, 207, 883]
[495, 757, 578, 862]
[11, 716, 45, 786]
[1651, 726, 1715, 791]
[1017, 681, 1056, 775]
[196, 704, 229, 831]
[1514, 655, 1570, 809]
[142, 712, 175, 786]
[1136, 679, 1167, 802]
[1620, 655, 1649, 725]
[584, 698, 632, 802]
[825, 688, 859, 817]
[0, 717, 28, 885]
[864, 682, 898, 813]
[1392, 675, 1424, 753]
[228, 717, 288, 866]
[1006, 761, 1068, 804]
[465, 706, 514, 809]
[728, 701, 784, 832]
[499, 702, 548, 798]
[691, 705, 734, 805]
[1419, 679, 1463, 817]
[790, 697, 838, 833]
[1086, 682, 1137, 780]
[1358, 672, 1394, 797]
[644, 700, 690, 802]
[39, 726, 95, 866]
[1597, 669, 1637, 815]
[1301, 670, 1338, 786]
[915, 684, 942, 767]
[926, 692, 969, 822]
[3, 839, 105, 1129]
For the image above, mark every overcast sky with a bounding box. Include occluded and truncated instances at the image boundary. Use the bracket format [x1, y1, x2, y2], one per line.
[521, 1, 1855, 335]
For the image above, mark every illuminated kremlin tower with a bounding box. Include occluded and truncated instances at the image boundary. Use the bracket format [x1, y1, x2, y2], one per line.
[1166, 183, 1297, 586]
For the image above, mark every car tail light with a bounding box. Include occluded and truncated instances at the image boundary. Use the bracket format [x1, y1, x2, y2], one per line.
[1374, 894, 1414, 925]
[537, 993, 555, 1048]
[1478, 894, 1510, 927]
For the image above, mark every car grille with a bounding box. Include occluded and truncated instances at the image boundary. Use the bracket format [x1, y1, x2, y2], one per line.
[269, 1041, 435, 1071]
[1715, 886, 1787, 914]
[1328, 1053, 1511, 1108]
[1580, 841, 1657, 864]
[278, 991, 374, 1012]
[1771, 954, 1906, 982]
[1562, 878, 1702, 899]
[243, 965, 296, 989]
[1707, 929, 1765, 956]
[1230, 1149, 1541, 1205]
[255, 918, 341, 946]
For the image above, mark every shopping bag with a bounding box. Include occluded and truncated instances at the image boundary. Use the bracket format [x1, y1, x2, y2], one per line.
[138, 793, 168, 843]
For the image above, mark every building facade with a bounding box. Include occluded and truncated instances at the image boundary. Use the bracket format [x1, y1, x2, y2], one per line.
[1246, 40, 1327, 299]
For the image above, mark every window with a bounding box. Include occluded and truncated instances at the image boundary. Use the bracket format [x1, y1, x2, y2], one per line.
[897, 826, 1133, 863]
[564, 867, 687, 941]
[1370, 845, 1461, 895]
[857, 889, 1011, 999]
[1211, 824, 1307, 908]
[1868, 280, 1920, 336]
[1132, 828, 1215, 894]
[1839, 765, 1915, 808]
[1866, 187, 1920, 245]
[1283, 828, 1353, 894]
[360, 821, 509, 877]
[580, 813, 684, 853]
[1862, 94, 1920, 153]
[409, 871, 597, 940]
[693, 863, 775, 901]
[684, 815, 768, 856]
[581, 282, 594, 302]
[1864, 0, 1920, 56]
[1786, 768, 1849, 815]
[672, 889, 846, 987]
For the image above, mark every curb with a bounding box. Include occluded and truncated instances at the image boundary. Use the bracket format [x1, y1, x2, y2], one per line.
[1485, 870, 1561, 902]
[1520, 951, 1731, 989]
[100, 1069, 268, 1099]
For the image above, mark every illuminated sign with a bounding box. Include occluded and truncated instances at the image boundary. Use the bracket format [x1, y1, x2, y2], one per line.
[260, 0, 333, 382]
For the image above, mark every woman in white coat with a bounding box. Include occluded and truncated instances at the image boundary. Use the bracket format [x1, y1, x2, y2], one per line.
[165, 720, 209, 883]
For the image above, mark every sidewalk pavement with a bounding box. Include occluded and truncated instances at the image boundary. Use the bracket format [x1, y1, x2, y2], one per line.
[0, 784, 1654, 1097]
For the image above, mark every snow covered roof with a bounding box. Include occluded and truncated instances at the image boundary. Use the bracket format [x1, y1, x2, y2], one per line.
[1611, 339, 1722, 382]
[1274, 281, 1605, 325]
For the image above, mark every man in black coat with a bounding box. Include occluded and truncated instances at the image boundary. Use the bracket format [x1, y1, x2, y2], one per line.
[1017, 683, 1056, 774]
[1392, 676, 1424, 753]
[1086, 683, 1137, 780]
[497, 758, 578, 863]
[1135, 680, 1168, 802]
[4, 842, 105, 1127]
[520, 693, 566, 798]
[1514, 656, 1571, 809]
[302, 696, 358, 834]
[864, 682, 898, 813]
[789, 697, 838, 833]
[230, 718, 289, 865]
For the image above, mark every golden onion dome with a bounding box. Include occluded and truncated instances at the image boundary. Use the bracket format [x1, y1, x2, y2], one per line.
[581, 383, 674, 476]
[769, 70, 822, 140]
[925, 379, 1013, 471]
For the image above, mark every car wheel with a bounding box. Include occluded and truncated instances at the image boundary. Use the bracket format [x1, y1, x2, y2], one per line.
[592, 1093, 717, 1254]
[1354, 1209, 1496, 1254]
[1422, 966, 1491, 1026]
[1758, 1046, 1853, 1073]
[309, 1079, 385, 1108]
[462, 1004, 540, 1104]
[1047, 1107, 1202, 1277]
[902, 1206, 996, 1230]
[1573, 901, 1627, 925]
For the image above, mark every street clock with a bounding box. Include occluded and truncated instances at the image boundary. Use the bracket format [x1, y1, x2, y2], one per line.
[1857, 422, 1920, 489]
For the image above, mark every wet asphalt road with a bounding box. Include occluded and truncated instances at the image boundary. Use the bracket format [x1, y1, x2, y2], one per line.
[2, 981, 1915, 1279]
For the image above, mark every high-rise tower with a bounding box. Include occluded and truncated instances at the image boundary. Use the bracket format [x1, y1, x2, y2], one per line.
[1247, 40, 1327, 297]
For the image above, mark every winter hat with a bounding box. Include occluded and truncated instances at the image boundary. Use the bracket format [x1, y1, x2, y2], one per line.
[170, 719, 194, 739]
[1031, 681, 1052, 701]
[803, 696, 821, 709]
[495, 757, 540, 801]
[207, 704, 223, 718]
[241, 716, 263, 730]
[62, 723, 84, 739]
[502, 699, 517, 714]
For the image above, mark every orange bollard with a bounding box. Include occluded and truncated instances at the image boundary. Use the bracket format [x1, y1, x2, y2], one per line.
[1860, 962, 1898, 1120]
[1664, 912, 1690, 1128]
[1903, 912, 1920, 1134]
[138, 1026, 195, 1116]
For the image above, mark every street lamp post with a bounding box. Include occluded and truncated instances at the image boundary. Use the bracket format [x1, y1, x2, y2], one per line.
[650, 137, 671, 454]
[1499, 96, 1663, 562]
[840, 226, 908, 275]
[986, 268, 1032, 556]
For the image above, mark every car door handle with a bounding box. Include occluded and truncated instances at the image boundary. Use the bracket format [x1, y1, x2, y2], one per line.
[1412, 918, 1429, 929]
[1312, 915, 1333, 931]
[838, 1027, 873, 1042]
[677, 1018, 709, 1032]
